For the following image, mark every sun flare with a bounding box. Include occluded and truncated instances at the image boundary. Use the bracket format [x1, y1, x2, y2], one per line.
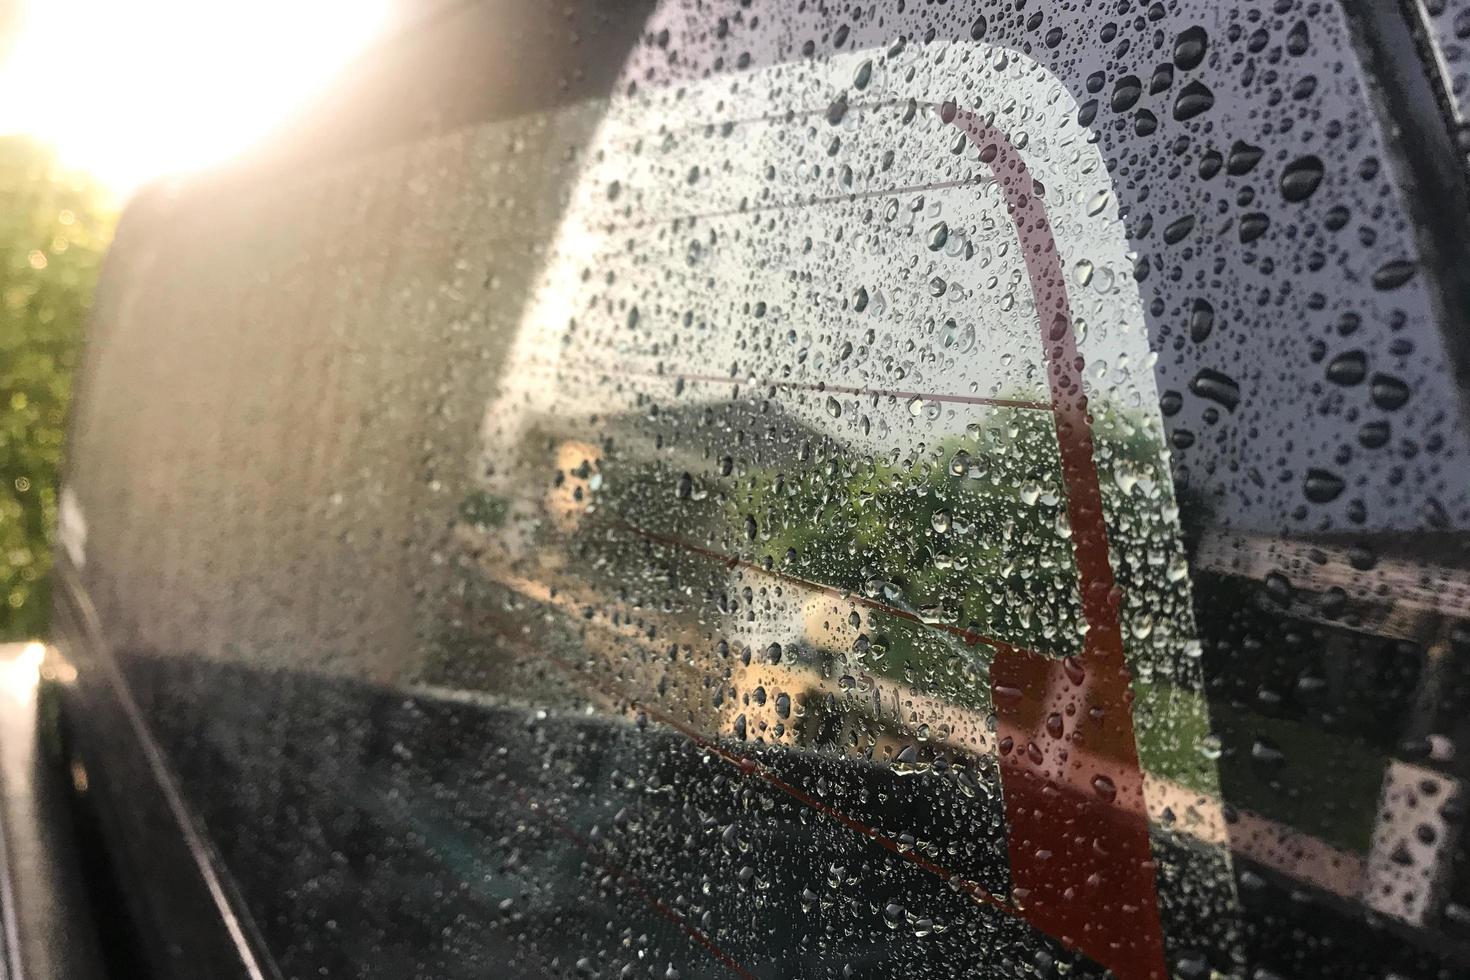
[0, 0, 392, 198]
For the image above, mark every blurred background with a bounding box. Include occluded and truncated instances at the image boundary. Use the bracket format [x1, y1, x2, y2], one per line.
[0, 0, 395, 642]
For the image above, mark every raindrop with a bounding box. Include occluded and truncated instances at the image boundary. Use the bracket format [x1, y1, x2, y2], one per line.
[1174, 26, 1208, 70]
[1112, 76, 1143, 112]
[826, 93, 849, 126]
[1199, 735, 1223, 760]
[1280, 156, 1325, 202]
[1150, 64, 1174, 94]
[1239, 213, 1270, 244]
[1250, 738, 1286, 768]
[1369, 373, 1411, 410]
[1190, 368, 1240, 411]
[1304, 469, 1345, 503]
[1226, 142, 1264, 175]
[1188, 299, 1215, 343]
[1358, 420, 1391, 449]
[1173, 81, 1215, 121]
[1164, 215, 1197, 244]
[1286, 20, 1310, 56]
[1372, 260, 1417, 290]
[1325, 350, 1367, 386]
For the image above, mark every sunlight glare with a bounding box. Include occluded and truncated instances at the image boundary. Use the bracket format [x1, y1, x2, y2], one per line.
[1, 642, 45, 705]
[0, 0, 393, 197]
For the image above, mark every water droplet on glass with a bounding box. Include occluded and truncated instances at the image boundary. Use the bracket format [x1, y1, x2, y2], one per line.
[1188, 299, 1215, 343]
[1372, 260, 1417, 291]
[1369, 374, 1410, 410]
[1226, 141, 1264, 176]
[1164, 215, 1196, 245]
[1173, 81, 1215, 121]
[1325, 350, 1367, 386]
[1280, 155, 1324, 202]
[1174, 26, 1208, 70]
[1190, 368, 1240, 411]
[1304, 468, 1346, 503]
[1111, 76, 1142, 112]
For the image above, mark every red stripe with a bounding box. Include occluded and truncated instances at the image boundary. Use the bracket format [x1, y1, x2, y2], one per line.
[946, 105, 1169, 980]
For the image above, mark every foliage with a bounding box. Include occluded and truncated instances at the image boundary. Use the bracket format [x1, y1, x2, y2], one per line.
[0, 136, 114, 640]
[733, 409, 1089, 659]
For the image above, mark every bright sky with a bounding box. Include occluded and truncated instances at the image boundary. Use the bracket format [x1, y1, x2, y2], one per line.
[0, 0, 393, 198]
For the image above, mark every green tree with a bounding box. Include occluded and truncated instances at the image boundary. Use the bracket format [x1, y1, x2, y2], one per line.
[0, 135, 113, 640]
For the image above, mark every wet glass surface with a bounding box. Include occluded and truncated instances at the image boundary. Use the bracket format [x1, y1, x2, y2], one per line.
[54, 2, 1470, 979]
